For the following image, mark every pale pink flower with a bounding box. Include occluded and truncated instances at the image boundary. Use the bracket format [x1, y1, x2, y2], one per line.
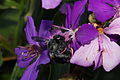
[70, 17, 120, 72]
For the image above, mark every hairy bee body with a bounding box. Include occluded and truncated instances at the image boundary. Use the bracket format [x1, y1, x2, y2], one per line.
[48, 35, 72, 63]
[32, 34, 72, 63]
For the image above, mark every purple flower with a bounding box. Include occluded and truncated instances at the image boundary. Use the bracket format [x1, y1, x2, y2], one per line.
[59, 0, 98, 51]
[70, 17, 120, 72]
[42, 0, 62, 9]
[15, 16, 52, 80]
[88, 0, 120, 22]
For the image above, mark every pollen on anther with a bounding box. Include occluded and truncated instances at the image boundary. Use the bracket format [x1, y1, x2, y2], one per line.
[97, 28, 104, 35]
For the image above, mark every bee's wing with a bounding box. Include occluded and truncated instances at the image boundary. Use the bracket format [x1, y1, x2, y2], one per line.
[32, 36, 49, 43]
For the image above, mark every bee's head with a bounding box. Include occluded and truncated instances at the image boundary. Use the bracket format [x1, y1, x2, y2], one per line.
[53, 34, 65, 41]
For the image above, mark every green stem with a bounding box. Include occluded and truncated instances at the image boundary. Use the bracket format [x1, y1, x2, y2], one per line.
[10, 63, 25, 80]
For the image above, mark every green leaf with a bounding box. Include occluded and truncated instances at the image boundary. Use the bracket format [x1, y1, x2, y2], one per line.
[0, 5, 9, 9]
[48, 63, 70, 80]
[0, 35, 14, 55]
[14, 0, 33, 47]
[10, 63, 25, 80]
[0, 51, 3, 67]
[0, 9, 20, 37]
[4, 0, 21, 9]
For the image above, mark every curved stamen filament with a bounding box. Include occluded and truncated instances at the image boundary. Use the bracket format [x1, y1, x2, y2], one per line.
[21, 45, 41, 59]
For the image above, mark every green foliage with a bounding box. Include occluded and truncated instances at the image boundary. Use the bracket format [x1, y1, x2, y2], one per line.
[48, 63, 70, 80]
[0, 0, 120, 80]
[0, 51, 3, 66]
[10, 63, 25, 80]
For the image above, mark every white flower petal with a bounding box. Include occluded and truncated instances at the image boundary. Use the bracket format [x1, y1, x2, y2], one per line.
[104, 17, 120, 35]
[42, 0, 61, 9]
[101, 35, 120, 71]
[70, 38, 99, 67]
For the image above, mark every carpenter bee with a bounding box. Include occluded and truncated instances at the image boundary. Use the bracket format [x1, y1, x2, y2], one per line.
[32, 34, 72, 63]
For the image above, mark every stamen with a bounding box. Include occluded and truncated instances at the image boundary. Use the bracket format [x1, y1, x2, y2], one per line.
[97, 28, 104, 35]
[92, 23, 99, 28]
[20, 45, 41, 59]
[68, 27, 79, 40]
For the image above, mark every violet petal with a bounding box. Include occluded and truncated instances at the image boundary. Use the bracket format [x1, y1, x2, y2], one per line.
[65, 0, 87, 29]
[71, 0, 87, 30]
[88, 0, 116, 22]
[106, 34, 120, 42]
[101, 0, 120, 6]
[94, 51, 102, 69]
[65, 4, 72, 29]
[71, 39, 81, 51]
[42, 0, 62, 9]
[39, 20, 53, 38]
[15, 48, 35, 68]
[59, 3, 68, 15]
[21, 57, 40, 80]
[39, 49, 50, 65]
[76, 24, 98, 45]
[20, 50, 50, 80]
[24, 16, 37, 44]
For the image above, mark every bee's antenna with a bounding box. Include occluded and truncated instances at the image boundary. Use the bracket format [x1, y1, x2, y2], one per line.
[52, 25, 70, 31]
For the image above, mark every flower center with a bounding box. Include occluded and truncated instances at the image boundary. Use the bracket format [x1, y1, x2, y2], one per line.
[97, 28, 104, 35]
[21, 45, 41, 59]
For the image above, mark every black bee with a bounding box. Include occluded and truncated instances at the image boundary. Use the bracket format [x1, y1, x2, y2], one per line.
[32, 34, 72, 63]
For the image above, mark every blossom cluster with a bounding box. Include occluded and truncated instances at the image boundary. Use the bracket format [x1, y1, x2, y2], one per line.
[15, 0, 120, 80]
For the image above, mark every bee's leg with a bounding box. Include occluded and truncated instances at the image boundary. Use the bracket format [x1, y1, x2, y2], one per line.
[67, 45, 74, 56]
[61, 47, 67, 54]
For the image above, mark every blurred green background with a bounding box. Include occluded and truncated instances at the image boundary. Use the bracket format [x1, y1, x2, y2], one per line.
[0, 0, 44, 79]
[0, 0, 120, 80]
[0, 0, 67, 80]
